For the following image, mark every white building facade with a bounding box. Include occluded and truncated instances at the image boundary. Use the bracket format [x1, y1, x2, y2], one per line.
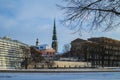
[0, 36, 29, 69]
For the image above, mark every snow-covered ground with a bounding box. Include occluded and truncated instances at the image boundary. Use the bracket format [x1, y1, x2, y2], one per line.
[0, 72, 120, 80]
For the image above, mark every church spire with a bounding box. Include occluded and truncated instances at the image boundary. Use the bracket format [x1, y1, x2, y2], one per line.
[52, 19, 58, 52]
[52, 18, 57, 40]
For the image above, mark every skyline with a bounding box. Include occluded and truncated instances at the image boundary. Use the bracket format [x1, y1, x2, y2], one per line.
[0, 0, 120, 52]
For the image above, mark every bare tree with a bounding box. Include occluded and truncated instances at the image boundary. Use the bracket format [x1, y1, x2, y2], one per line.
[63, 44, 71, 53]
[20, 46, 30, 69]
[59, 0, 120, 33]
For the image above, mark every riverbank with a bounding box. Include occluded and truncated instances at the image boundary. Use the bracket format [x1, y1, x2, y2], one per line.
[0, 68, 120, 73]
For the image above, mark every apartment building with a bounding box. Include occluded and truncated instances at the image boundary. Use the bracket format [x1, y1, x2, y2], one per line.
[0, 36, 30, 69]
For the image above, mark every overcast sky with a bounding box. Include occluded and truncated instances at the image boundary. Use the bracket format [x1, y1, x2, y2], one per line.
[0, 0, 120, 53]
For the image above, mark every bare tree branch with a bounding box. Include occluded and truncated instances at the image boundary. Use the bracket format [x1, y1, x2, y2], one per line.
[59, 0, 120, 33]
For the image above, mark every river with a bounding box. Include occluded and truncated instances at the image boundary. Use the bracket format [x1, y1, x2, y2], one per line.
[0, 72, 120, 80]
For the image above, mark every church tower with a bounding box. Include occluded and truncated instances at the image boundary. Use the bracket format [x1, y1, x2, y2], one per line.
[36, 38, 39, 46]
[52, 19, 58, 52]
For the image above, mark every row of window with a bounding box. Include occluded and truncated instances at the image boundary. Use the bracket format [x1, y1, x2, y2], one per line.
[0, 38, 29, 69]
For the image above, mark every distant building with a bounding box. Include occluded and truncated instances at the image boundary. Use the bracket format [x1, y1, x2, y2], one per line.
[0, 36, 30, 69]
[70, 38, 88, 61]
[34, 38, 55, 58]
[30, 19, 58, 68]
[33, 19, 57, 58]
[88, 37, 120, 67]
[35, 44, 50, 50]
[70, 37, 120, 67]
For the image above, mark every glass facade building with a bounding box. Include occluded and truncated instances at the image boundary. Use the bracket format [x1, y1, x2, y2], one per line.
[0, 36, 29, 69]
